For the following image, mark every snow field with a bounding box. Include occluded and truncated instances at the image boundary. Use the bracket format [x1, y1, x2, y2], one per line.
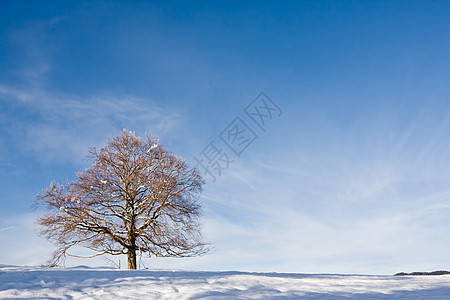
[1, 265, 450, 299]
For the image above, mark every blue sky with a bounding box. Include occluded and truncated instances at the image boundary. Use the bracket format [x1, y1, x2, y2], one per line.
[0, 1, 450, 274]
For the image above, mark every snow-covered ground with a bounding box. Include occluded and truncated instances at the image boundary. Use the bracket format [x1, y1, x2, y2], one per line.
[1, 265, 450, 299]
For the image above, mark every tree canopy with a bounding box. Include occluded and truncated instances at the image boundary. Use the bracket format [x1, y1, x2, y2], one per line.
[37, 130, 208, 269]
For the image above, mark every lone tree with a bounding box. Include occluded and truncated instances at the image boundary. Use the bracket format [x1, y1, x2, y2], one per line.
[36, 130, 208, 269]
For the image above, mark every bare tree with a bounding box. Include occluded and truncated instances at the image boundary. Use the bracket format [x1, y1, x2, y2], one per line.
[36, 130, 208, 269]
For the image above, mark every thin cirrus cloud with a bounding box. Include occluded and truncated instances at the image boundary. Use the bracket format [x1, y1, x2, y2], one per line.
[186, 100, 450, 274]
[0, 84, 184, 164]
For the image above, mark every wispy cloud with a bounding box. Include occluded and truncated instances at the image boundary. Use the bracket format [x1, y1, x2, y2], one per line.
[0, 226, 15, 232]
[192, 104, 450, 273]
[0, 85, 184, 164]
[0, 16, 187, 165]
[0, 85, 38, 103]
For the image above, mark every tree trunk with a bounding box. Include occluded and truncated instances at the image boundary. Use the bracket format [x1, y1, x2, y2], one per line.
[127, 248, 137, 270]
[128, 201, 137, 269]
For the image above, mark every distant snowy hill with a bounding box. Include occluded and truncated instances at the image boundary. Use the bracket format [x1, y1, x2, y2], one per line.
[1, 265, 450, 299]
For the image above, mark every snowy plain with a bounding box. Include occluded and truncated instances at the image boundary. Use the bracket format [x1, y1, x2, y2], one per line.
[1, 265, 450, 299]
